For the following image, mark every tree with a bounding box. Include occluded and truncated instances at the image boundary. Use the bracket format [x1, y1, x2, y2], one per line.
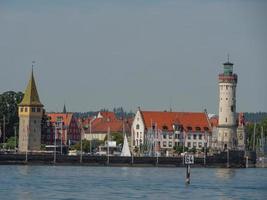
[104, 132, 123, 146]
[0, 91, 23, 142]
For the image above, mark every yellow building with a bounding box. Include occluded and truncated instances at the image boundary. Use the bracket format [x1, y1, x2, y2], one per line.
[18, 69, 43, 152]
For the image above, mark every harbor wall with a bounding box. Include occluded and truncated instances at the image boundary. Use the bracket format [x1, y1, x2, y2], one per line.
[0, 151, 255, 168]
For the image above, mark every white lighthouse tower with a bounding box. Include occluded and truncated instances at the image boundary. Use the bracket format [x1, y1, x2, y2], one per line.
[217, 58, 238, 150]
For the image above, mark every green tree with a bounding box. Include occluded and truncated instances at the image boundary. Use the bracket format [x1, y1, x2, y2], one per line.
[104, 132, 123, 145]
[0, 91, 23, 142]
[5, 136, 17, 149]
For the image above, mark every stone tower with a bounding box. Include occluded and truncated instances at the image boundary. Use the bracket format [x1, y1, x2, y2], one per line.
[217, 59, 238, 150]
[18, 69, 43, 152]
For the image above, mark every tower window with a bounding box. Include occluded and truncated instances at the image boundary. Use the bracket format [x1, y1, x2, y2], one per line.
[226, 86, 228, 90]
[20, 107, 24, 112]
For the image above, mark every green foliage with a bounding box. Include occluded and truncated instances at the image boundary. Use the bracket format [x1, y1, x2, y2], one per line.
[173, 145, 188, 153]
[71, 139, 103, 153]
[0, 91, 23, 141]
[5, 136, 17, 149]
[104, 132, 123, 145]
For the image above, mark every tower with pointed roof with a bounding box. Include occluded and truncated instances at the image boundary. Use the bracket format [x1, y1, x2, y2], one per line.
[18, 68, 43, 152]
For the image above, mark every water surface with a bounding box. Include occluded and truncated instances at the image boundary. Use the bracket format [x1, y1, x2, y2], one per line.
[0, 165, 266, 200]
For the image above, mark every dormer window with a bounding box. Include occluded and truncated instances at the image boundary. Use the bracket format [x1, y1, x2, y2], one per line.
[20, 107, 24, 112]
[162, 125, 168, 131]
[195, 127, 201, 131]
[204, 127, 209, 132]
[187, 126, 192, 131]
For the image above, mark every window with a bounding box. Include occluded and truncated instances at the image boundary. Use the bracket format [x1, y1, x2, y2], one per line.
[34, 120, 37, 124]
[231, 105, 234, 112]
[136, 124, 140, 130]
[37, 108, 41, 112]
[162, 125, 168, 130]
[163, 134, 167, 139]
[25, 107, 28, 112]
[195, 127, 201, 131]
[193, 134, 197, 140]
[169, 141, 172, 147]
[220, 107, 222, 112]
[137, 132, 139, 138]
[187, 126, 192, 131]
[204, 127, 209, 132]
[31, 107, 36, 112]
[226, 98, 228, 100]
[225, 118, 227, 123]
[188, 134, 191, 140]
[226, 86, 228, 90]
[198, 142, 202, 148]
[175, 134, 179, 139]
[136, 139, 138, 146]
[199, 134, 202, 140]
[193, 142, 197, 147]
[169, 135, 173, 139]
[187, 142, 191, 147]
[20, 107, 24, 112]
[163, 141, 167, 147]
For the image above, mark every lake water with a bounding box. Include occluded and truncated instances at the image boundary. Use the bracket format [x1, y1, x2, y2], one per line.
[0, 165, 266, 200]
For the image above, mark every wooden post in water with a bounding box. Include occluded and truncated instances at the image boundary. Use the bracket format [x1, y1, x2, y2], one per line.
[184, 154, 193, 184]
[185, 164, 190, 184]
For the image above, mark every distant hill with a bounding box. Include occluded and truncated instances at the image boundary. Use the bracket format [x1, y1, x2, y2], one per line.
[244, 112, 267, 123]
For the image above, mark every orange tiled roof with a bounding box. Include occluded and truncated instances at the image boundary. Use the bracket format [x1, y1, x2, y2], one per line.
[98, 111, 117, 121]
[140, 111, 210, 132]
[47, 113, 74, 127]
[209, 116, 219, 127]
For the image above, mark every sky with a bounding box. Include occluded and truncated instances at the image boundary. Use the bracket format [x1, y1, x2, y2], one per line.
[0, 0, 266, 113]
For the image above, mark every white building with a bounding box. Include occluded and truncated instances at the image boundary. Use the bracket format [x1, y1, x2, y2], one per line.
[131, 108, 212, 155]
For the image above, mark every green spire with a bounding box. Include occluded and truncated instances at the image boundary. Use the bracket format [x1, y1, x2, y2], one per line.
[63, 103, 67, 113]
[19, 68, 43, 107]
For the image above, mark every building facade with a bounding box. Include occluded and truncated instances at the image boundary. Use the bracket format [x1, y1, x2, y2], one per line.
[131, 109, 212, 155]
[44, 113, 81, 145]
[217, 60, 238, 150]
[18, 69, 43, 152]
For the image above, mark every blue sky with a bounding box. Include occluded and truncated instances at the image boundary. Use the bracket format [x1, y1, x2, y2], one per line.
[0, 0, 266, 113]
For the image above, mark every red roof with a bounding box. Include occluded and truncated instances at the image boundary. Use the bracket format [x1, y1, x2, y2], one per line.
[140, 111, 210, 132]
[209, 116, 219, 127]
[47, 113, 74, 127]
[98, 111, 117, 121]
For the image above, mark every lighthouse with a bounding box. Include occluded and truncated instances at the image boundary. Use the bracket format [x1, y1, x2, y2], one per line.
[217, 59, 238, 150]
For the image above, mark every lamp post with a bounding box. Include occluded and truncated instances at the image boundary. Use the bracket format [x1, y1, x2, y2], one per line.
[54, 123, 57, 164]
[14, 126, 17, 153]
[80, 127, 83, 163]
